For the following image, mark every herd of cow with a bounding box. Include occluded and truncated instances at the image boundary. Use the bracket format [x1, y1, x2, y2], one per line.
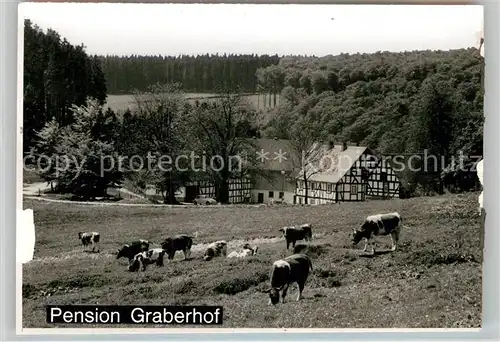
[77, 212, 403, 305]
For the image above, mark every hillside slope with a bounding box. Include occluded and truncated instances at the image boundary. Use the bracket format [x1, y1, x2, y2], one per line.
[23, 193, 482, 328]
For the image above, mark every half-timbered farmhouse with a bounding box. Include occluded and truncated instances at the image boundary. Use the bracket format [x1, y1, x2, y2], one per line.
[295, 141, 401, 204]
[250, 138, 301, 204]
[177, 138, 298, 204]
[171, 139, 400, 205]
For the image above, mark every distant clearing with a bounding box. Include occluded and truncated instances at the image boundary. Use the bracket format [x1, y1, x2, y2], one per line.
[104, 93, 280, 113]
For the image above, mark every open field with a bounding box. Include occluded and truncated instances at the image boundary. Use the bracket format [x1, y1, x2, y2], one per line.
[22, 193, 482, 328]
[104, 93, 280, 113]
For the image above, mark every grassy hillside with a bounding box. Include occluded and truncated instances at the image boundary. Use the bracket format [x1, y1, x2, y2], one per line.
[22, 193, 482, 328]
[104, 93, 280, 113]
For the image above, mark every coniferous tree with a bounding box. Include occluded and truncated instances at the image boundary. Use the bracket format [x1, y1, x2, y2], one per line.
[23, 20, 108, 155]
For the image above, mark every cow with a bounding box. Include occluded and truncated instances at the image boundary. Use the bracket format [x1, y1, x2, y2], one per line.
[263, 253, 313, 305]
[161, 234, 193, 261]
[279, 224, 313, 250]
[203, 240, 228, 261]
[128, 248, 166, 272]
[78, 232, 100, 253]
[128, 253, 145, 272]
[243, 243, 258, 255]
[227, 243, 258, 258]
[351, 212, 402, 254]
[116, 239, 150, 261]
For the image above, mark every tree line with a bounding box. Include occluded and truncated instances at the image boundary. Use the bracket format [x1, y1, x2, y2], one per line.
[99, 54, 280, 95]
[25, 21, 483, 202]
[23, 19, 107, 154]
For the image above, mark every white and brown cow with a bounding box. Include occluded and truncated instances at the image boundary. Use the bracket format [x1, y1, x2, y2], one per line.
[203, 240, 228, 261]
[351, 212, 402, 254]
[227, 243, 258, 258]
[128, 248, 166, 272]
[263, 253, 313, 305]
[279, 224, 313, 250]
[78, 231, 100, 253]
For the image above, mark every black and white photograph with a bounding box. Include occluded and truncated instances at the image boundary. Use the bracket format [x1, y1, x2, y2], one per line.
[20, 1, 484, 329]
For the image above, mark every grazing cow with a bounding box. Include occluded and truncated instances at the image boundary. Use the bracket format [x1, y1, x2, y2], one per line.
[117, 239, 150, 261]
[227, 243, 258, 258]
[279, 224, 313, 250]
[203, 240, 228, 261]
[161, 234, 193, 261]
[128, 248, 166, 272]
[351, 212, 402, 254]
[263, 253, 313, 305]
[78, 232, 100, 253]
[128, 253, 144, 272]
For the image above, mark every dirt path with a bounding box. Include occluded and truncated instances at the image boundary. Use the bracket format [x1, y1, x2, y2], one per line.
[23, 182, 290, 209]
[22, 181, 262, 208]
[117, 187, 145, 199]
[22, 182, 173, 208]
[23, 195, 270, 208]
[23, 182, 145, 198]
[24, 195, 168, 207]
[27, 233, 326, 265]
[23, 182, 51, 196]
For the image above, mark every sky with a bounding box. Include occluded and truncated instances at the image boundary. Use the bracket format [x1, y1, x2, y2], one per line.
[19, 3, 483, 57]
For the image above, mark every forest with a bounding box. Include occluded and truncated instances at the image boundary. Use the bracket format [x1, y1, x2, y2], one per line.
[100, 54, 280, 94]
[23, 20, 108, 154]
[256, 50, 484, 194]
[24, 19, 483, 202]
[99, 48, 484, 165]
[258, 50, 484, 164]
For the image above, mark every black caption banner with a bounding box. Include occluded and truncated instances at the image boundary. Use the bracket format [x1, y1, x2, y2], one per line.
[46, 305, 223, 325]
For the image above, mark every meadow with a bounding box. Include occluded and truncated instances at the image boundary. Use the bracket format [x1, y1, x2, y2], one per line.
[104, 93, 280, 113]
[22, 193, 482, 328]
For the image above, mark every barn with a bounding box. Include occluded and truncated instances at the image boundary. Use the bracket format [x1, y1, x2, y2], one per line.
[295, 141, 401, 204]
